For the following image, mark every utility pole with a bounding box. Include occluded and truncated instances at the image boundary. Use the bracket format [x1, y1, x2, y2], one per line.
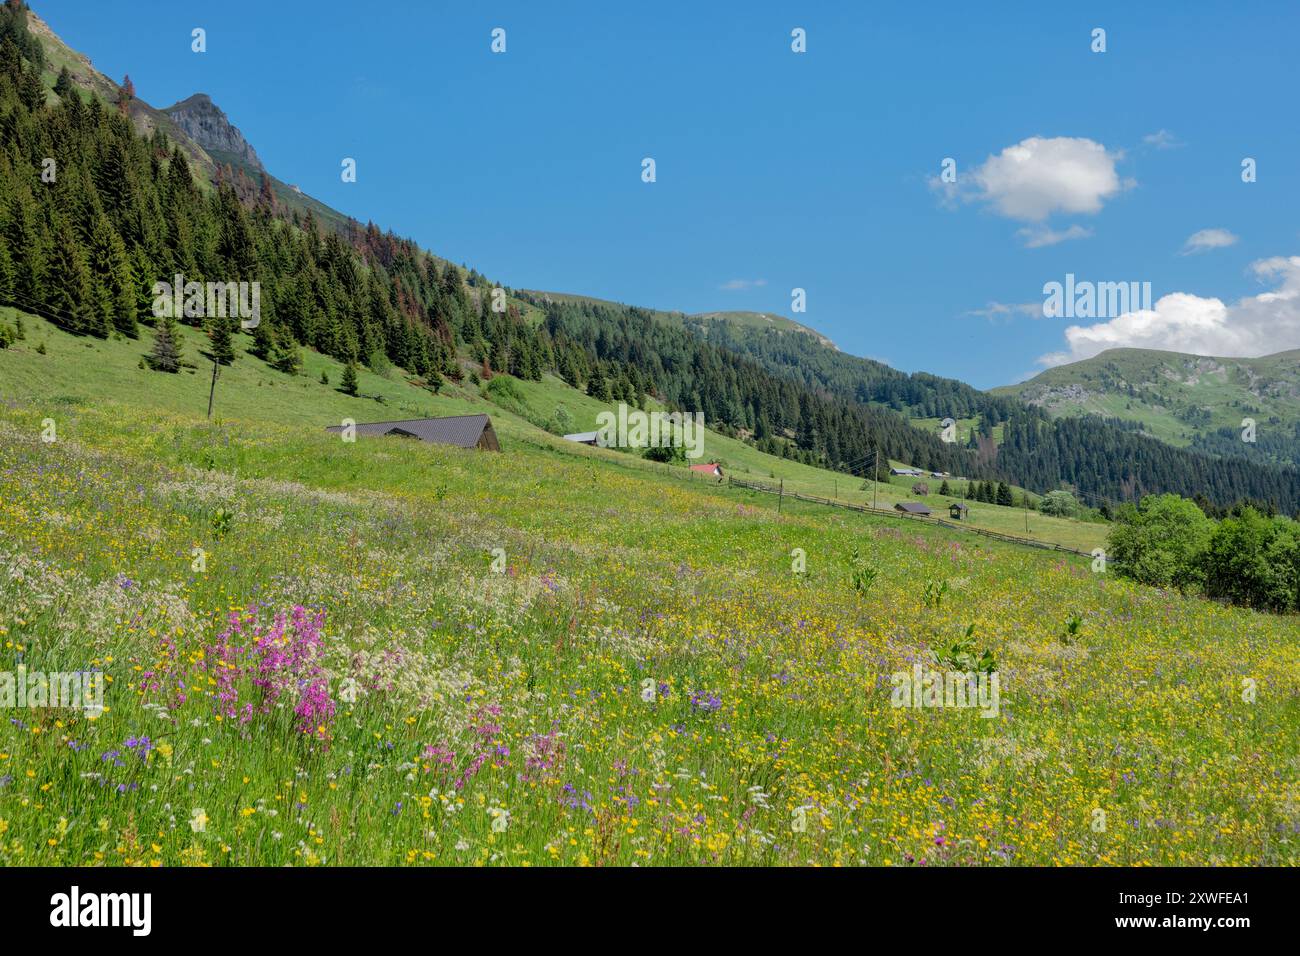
[778, 478, 784, 514]
[206, 358, 220, 420]
[873, 445, 879, 511]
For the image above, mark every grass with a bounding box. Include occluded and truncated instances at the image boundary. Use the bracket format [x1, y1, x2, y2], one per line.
[1, 310, 1107, 552]
[1, 313, 1298, 866]
[511, 376, 1106, 551]
[909, 416, 1004, 448]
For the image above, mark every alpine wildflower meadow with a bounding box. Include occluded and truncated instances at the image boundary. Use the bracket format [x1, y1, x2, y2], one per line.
[0, 397, 1296, 867]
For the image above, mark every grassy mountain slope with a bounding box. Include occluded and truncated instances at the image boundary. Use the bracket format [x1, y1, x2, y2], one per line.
[3, 309, 1297, 866]
[0, 307, 1106, 550]
[686, 310, 836, 348]
[520, 293, 834, 347]
[996, 348, 1300, 463]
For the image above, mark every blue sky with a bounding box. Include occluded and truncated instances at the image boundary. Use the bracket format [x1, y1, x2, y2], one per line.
[42, 0, 1300, 387]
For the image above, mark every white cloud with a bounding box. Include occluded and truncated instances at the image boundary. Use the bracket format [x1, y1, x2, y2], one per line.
[1038, 255, 1300, 366]
[950, 136, 1129, 222]
[1181, 228, 1239, 255]
[965, 301, 1043, 323]
[1142, 129, 1184, 150]
[718, 278, 767, 291]
[1016, 224, 1094, 248]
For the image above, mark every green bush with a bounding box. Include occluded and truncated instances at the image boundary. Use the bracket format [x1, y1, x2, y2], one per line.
[367, 349, 393, 380]
[1040, 490, 1077, 517]
[1199, 508, 1300, 612]
[1107, 494, 1213, 590]
[547, 404, 575, 436]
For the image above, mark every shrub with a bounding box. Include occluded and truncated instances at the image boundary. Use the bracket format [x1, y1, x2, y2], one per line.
[1107, 494, 1213, 590]
[1040, 490, 1077, 517]
[482, 373, 527, 409]
[1199, 508, 1300, 612]
[270, 338, 302, 375]
[548, 404, 575, 436]
[367, 348, 393, 380]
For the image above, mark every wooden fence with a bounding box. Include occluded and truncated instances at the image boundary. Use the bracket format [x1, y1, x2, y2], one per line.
[727, 475, 1097, 559]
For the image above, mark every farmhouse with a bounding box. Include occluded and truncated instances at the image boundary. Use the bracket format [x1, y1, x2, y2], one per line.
[894, 502, 932, 516]
[689, 462, 725, 480]
[563, 431, 601, 447]
[324, 414, 500, 451]
[890, 467, 923, 477]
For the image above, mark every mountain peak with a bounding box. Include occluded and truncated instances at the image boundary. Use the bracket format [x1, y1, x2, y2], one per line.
[163, 93, 263, 172]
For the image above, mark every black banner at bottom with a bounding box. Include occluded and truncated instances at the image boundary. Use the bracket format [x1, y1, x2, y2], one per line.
[0, 865, 1278, 942]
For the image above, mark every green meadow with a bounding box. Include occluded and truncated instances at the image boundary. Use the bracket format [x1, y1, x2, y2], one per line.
[1, 311, 1297, 867]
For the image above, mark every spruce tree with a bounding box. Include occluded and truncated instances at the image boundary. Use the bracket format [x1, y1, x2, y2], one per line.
[5, 187, 44, 304]
[131, 247, 158, 328]
[0, 240, 14, 302]
[87, 214, 136, 336]
[270, 335, 302, 375]
[587, 372, 612, 402]
[340, 360, 359, 396]
[53, 65, 74, 100]
[250, 316, 275, 360]
[147, 315, 183, 372]
[208, 315, 235, 365]
[17, 57, 42, 110]
[45, 215, 97, 335]
[116, 74, 134, 115]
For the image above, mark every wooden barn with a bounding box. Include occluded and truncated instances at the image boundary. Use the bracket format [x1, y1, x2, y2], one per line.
[324, 414, 500, 451]
[895, 501, 933, 516]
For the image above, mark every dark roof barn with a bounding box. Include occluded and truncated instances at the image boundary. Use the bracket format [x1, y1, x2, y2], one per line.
[325, 414, 500, 451]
